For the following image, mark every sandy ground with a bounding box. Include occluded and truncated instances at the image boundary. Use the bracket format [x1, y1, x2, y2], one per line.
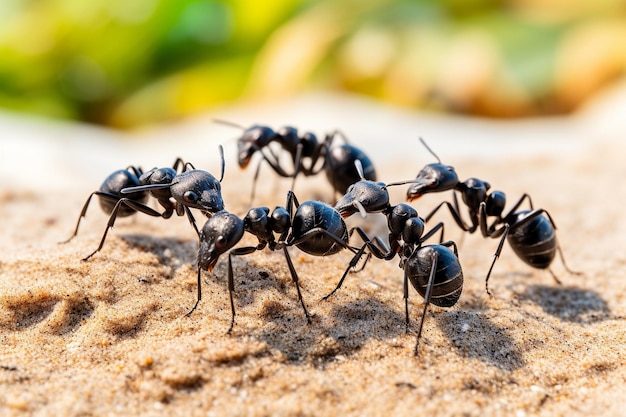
[1, 91, 625, 416]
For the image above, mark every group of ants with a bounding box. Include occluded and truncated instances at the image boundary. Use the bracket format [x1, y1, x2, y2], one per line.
[61, 122, 579, 356]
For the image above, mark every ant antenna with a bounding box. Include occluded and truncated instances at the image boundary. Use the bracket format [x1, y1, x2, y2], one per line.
[419, 137, 441, 163]
[213, 119, 245, 130]
[368, 138, 444, 190]
[218, 144, 225, 182]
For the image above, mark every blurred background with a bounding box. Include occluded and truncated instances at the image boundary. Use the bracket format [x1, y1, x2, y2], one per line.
[0, 0, 625, 130]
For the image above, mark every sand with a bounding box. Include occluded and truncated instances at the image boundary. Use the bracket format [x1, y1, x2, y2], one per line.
[1, 92, 625, 416]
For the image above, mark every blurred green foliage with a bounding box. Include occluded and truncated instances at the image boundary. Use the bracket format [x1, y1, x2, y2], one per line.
[0, 0, 625, 128]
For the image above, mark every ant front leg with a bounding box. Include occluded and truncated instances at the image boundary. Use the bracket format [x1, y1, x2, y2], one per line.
[225, 246, 259, 333]
[259, 146, 295, 178]
[322, 226, 396, 301]
[419, 222, 446, 245]
[483, 222, 509, 296]
[171, 157, 195, 173]
[424, 196, 471, 233]
[183, 206, 201, 237]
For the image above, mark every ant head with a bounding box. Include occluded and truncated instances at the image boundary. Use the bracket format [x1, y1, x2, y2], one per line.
[405, 138, 459, 201]
[237, 125, 275, 168]
[198, 211, 244, 272]
[334, 159, 387, 218]
[335, 180, 389, 218]
[406, 163, 459, 201]
[171, 170, 225, 214]
[457, 178, 490, 210]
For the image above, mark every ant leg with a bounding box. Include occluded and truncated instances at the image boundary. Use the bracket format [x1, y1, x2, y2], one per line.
[225, 246, 258, 333]
[439, 240, 460, 257]
[60, 191, 99, 243]
[484, 224, 510, 295]
[259, 147, 294, 178]
[350, 227, 394, 259]
[126, 165, 143, 177]
[322, 243, 370, 301]
[290, 142, 303, 192]
[414, 251, 438, 356]
[424, 200, 470, 232]
[281, 245, 312, 324]
[62, 191, 139, 244]
[174, 158, 195, 173]
[523, 208, 581, 277]
[404, 265, 410, 333]
[548, 269, 563, 285]
[501, 193, 534, 219]
[82, 198, 162, 261]
[171, 158, 185, 172]
[286, 226, 360, 256]
[183, 206, 201, 238]
[319, 226, 398, 300]
[419, 222, 445, 245]
[249, 160, 263, 206]
[556, 242, 582, 276]
[185, 266, 203, 317]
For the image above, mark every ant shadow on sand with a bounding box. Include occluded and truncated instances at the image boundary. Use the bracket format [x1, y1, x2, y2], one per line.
[514, 284, 612, 324]
[119, 234, 198, 271]
[254, 295, 407, 366]
[436, 308, 526, 372]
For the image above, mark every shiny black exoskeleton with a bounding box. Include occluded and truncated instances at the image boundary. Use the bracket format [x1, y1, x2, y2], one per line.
[405, 139, 579, 293]
[215, 120, 377, 201]
[191, 190, 391, 333]
[63, 148, 226, 261]
[61, 164, 157, 258]
[324, 196, 463, 355]
[404, 240, 463, 355]
[321, 162, 465, 354]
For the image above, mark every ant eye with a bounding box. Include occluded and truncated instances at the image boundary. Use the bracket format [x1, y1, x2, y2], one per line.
[216, 236, 227, 248]
[184, 191, 199, 203]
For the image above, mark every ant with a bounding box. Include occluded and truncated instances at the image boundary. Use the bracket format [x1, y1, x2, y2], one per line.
[405, 138, 580, 294]
[190, 190, 383, 333]
[325, 166, 464, 355]
[62, 147, 226, 261]
[215, 120, 377, 202]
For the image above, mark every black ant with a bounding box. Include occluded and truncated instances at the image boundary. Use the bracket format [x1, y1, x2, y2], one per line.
[62, 147, 226, 261]
[325, 167, 464, 355]
[189, 190, 383, 333]
[215, 120, 377, 202]
[405, 138, 580, 294]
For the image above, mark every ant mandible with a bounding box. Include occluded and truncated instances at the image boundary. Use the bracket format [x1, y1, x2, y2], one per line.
[405, 138, 580, 294]
[215, 120, 377, 203]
